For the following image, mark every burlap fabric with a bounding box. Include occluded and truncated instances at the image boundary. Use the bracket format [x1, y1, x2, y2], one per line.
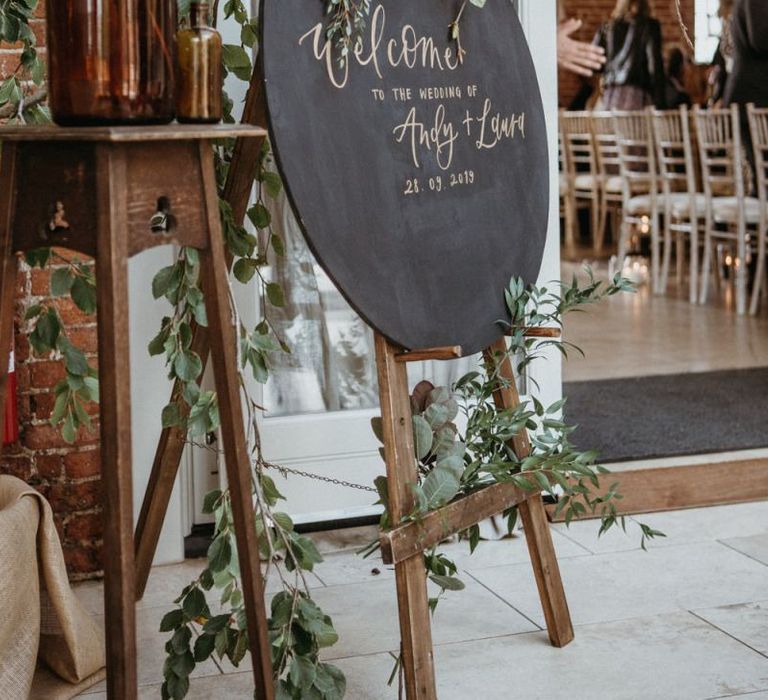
[0, 475, 105, 699]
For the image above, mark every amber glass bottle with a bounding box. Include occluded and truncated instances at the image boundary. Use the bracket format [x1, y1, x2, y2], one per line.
[176, 2, 223, 124]
[46, 0, 176, 125]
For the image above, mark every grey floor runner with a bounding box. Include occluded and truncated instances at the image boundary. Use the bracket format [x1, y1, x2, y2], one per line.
[563, 367, 768, 463]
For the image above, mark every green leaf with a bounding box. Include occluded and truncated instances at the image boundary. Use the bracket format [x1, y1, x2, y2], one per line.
[233, 258, 256, 284]
[429, 574, 465, 591]
[70, 276, 97, 314]
[170, 625, 192, 654]
[152, 264, 178, 300]
[50, 268, 74, 296]
[290, 655, 317, 690]
[193, 633, 215, 662]
[247, 202, 271, 229]
[422, 467, 460, 509]
[412, 415, 433, 460]
[161, 402, 183, 428]
[159, 608, 184, 632]
[202, 489, 222, 515]
[266, 282, 285, 307]
[207, 535, 232, 573]
[182, 587, 207, 620]
[174, 350, 203, 382]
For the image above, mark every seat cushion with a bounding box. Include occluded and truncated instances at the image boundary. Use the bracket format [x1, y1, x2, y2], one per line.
[604, 175, 623, 193]
[627, 194, 654, 215]
[670, 193, 707, 220]
[712, 197, 764, 225]
[574, 174, 598, 191]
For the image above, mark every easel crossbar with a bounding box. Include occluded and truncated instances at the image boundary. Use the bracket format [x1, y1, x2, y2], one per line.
[380, 480, 531, 565]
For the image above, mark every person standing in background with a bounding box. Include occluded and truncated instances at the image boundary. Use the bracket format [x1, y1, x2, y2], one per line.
[724, 0, 768, 109]
[709, 0, 735, 106]
[593, 0, 667, 109]
[665, 48, 692, 108]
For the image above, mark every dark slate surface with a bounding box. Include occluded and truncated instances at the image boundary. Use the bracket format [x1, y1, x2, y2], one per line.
[565, 368, 768, 463]
[261, 0, 549, 354]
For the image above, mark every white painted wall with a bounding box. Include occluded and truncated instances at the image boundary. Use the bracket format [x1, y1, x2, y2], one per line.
[129, 247, 185, 565]
[520, 0, 563, 411]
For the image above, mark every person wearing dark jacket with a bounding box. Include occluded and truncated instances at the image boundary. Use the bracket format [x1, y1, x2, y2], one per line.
[594, 0, 667, 110]
[724, 0, 768, 108]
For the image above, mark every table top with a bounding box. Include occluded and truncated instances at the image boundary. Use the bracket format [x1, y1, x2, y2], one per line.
[0, 123, 267, 142]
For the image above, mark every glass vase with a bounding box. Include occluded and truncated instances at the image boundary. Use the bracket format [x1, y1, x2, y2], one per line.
[46, 0, 177, 126]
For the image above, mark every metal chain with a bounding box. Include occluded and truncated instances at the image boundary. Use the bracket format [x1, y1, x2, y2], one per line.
[186, 438, 378, 493]
[264, 462, 378, 493]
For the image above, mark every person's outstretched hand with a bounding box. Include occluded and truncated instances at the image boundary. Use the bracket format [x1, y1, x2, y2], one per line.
[558, 18, 606, 77]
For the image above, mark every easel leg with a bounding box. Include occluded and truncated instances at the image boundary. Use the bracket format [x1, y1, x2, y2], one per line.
[0, 143, 18, 433]
[95, 145, 138, 699]
[197, 143, 274, 700]
[375, 333, 437, 700]
[485, 339, 574, 648]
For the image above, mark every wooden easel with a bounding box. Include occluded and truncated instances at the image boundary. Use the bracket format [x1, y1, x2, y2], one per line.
[0, 124, 275, 700]
[377, 332, 574, 698]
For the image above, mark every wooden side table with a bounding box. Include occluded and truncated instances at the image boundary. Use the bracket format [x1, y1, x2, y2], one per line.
[0, 125, 274, 700]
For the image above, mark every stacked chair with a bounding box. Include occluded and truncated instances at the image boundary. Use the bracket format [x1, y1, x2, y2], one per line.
[558, 104, 768, 316]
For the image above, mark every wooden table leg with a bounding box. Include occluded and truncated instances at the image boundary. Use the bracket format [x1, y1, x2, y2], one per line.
[197, 142, 274, 700]
[95, 144, 138, 698]
[0, 143, 18, 432]
[485, 338, 574, 648]
[375, 333, 437, 700]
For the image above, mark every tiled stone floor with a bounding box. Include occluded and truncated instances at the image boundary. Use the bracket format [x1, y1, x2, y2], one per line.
[76, 501, 768, 699]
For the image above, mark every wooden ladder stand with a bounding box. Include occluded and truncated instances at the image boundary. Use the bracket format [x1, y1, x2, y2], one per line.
[377, 332, 574, 698]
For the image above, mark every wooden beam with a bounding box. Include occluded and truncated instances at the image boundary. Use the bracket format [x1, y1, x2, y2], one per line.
[380, 481, 529, 566]
[395, 345, 463, 363]
[546, 457, 768, 521]
[375, 333, 437, 699]
[520, 327, 562, 338]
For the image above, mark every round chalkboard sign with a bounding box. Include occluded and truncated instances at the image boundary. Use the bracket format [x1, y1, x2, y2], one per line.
[261, 0, 549, 355]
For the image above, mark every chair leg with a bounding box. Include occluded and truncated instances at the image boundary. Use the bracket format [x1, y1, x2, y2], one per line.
[700, 224, 714, 305]
[689, 222, 700, 305]
[196, 143, 275, 700]
[749, 226, 766, 315]
[595, 190, 608, 254]
[617, 217, 630, 270]
[676, 235, 684, 288]
[650, 212, 662, 294]
[736, 223, 748, 315]
[94, 144, 138, 700]
[563, 193, 577, 259]
[590, 191, 601, 253]
[660, 216, 672, 295]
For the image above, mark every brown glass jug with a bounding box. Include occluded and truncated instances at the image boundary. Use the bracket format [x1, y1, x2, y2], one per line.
[176, 1, 222, 124]
[46, 0, 176, 125]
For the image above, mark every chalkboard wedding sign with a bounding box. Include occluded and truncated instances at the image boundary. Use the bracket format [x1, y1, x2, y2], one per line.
[261, 0, 549, 354]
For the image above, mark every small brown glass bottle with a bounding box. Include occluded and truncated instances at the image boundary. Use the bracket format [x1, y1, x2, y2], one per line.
[176, 1, 223, 124]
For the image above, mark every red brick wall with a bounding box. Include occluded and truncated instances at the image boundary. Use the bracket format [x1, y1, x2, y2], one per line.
[559, 0, 696, 108]
[0, 3, 104, 580]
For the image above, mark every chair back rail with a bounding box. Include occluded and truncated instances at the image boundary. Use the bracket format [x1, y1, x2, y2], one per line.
[561, 111, 598, 190]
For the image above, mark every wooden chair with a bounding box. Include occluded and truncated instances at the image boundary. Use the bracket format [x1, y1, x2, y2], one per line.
[561, 111, 600, 254]
[612, 109, 662, 292]
[747, 104, 768, 314]
[558, 111, 577, 257]
[651, 106, 704, 303]
[693, 105, 758, 315]
[591, 112, 624, 254]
